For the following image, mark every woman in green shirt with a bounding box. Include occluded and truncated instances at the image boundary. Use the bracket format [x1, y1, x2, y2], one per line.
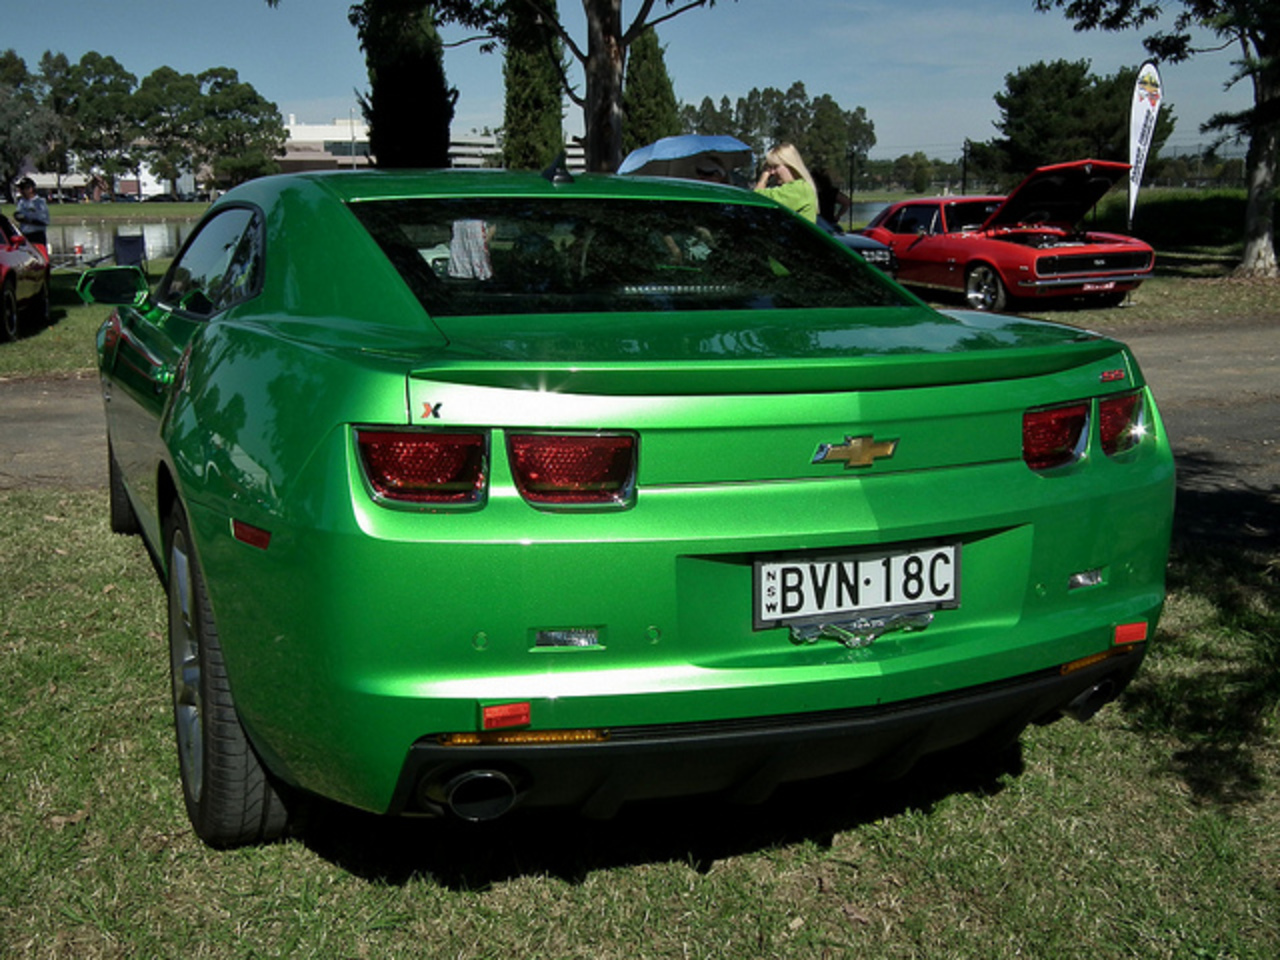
[753, 143, 819, 223]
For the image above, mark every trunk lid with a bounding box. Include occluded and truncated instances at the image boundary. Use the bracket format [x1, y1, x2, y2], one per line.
[414, 306, 1117, 396]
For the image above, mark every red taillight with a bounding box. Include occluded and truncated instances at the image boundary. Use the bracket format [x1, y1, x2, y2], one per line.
[1022, 402, 1088, 471]
[1099, 391, 1144, 457]
[357, 430, 486, 504]
[508, 433, 636, 507]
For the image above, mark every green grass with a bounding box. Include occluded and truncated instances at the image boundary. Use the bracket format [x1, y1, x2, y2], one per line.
[2, 201, 208, 224]
[1, 489, 1276, 958]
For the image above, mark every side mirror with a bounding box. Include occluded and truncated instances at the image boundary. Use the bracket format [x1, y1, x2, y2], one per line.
[77, 266, 150, 307]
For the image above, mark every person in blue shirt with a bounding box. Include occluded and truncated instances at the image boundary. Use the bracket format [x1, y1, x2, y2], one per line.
[14, 178, 49, 246]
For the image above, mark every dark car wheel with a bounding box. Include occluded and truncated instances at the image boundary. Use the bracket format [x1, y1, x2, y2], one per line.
[1, 281, 19, 342]
[166, 502, 290, 847]
[107, 442, 142, 536]
[965, 264, 1008, 312]
[29, 282, 51, 329]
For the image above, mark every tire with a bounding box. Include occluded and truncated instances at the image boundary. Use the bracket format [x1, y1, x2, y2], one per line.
[108, 443, 142, 536]
[29, 281, 51, 329]
[1, 281, 19, 342]
[166, 502, 289, 847]
[964, 263, 1008, 312]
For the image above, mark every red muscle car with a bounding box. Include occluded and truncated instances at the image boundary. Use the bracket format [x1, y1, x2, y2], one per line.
[862, 160, 1154, 312]
[1, 213, 51, 341]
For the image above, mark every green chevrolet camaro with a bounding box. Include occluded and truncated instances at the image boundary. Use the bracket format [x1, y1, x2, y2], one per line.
[78, 169, 1175, 847]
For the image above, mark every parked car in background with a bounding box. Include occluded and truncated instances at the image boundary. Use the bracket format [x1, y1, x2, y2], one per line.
[862, 159, 1155, 311]
[1, 213, 51, 341]
[78, 169, 1174, 847]
[819, 217, 898, 278]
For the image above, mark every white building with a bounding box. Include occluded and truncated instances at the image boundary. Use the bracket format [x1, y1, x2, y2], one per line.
[281, 116, 583, 172]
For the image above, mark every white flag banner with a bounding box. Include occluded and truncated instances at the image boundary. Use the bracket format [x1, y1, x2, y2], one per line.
[1128, 61, 1163, 229]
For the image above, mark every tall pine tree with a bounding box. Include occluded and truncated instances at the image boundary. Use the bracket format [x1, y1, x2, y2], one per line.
[502, 0, 564, 170]
[622, 27, 681, 155]
[349, 1, 456, 168]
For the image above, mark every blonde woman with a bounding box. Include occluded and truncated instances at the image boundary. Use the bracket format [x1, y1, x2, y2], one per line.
[753, 143, 819, 223]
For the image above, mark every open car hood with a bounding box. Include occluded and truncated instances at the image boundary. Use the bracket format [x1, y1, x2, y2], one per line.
[983, 159, 1129, 231]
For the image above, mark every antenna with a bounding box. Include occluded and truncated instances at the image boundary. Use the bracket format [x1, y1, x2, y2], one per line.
[542, 152, 575, 185]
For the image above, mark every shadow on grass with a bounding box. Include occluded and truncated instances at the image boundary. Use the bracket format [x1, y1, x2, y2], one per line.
[1120, 449, 1279, 807]
[293, 741, 1024, 889]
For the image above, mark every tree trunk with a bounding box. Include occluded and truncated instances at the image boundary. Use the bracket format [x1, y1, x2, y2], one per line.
[582, 0, 625, 172]
[1236, 50, 1279, 278]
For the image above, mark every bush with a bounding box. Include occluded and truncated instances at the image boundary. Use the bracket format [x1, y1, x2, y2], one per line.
[1093, 188, 1279, 250]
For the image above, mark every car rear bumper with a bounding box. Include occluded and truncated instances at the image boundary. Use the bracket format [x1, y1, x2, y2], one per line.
[388, 645, 1145, 820]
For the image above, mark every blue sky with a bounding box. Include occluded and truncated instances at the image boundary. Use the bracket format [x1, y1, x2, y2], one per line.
[6, 0, 1252, 160]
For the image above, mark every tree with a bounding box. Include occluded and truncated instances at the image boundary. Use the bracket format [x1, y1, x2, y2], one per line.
[349, 1, 457, 167]
[34, 52, 77, 194]
[989, 59, 1175, 175]
[622, 26, 681, 154]
[134, 67, 202, 195]
[806, 94, 875, 183]
[194, 68, 286, 188]
[1035, 0, 1279, 276]
[502, 0, 565, 169]
[892, 152, 934, 193]
[680, 95, 735, 136]
[67, 52, 138, 193]
[680, 85, 876, 189]
[433, 0, 728, 172]
[0, 52, 59, 200]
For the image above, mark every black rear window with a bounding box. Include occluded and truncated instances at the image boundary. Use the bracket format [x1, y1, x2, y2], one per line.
[348, 197, 907, 317]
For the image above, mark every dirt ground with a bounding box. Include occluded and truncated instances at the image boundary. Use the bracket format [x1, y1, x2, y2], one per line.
[2, 321, 1277, 548]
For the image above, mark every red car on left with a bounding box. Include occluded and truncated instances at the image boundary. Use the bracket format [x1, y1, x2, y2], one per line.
[1, 212, 51, 341]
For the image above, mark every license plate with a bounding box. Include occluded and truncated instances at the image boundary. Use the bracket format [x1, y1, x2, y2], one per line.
[1083, 281, 1117, 292]
[753, 544, 959, 629]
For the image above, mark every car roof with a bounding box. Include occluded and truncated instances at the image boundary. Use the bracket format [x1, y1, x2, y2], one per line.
[218, 168, 780, 209]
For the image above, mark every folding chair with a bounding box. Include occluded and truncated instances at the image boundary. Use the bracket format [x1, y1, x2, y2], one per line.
[114, 233, 147, 276]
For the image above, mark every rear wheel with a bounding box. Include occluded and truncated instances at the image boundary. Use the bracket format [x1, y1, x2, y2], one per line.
[964, 263, 1008, 312]
[1, 281, 19, 341]
[166, 502, 289, 847]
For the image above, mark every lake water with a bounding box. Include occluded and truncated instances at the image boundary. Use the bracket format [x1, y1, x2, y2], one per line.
[845, 201, 889, 227]
[44, 220, 198, 264]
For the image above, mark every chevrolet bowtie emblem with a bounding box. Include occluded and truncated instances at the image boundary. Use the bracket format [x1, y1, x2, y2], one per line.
[812, 435, 899, 468]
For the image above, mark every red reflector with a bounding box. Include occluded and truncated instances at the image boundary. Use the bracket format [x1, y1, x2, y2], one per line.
[231, 520, 272, 550]
[1114, 622, 1148, 644]
[357, 430, 486, 504]
[482, 702, 532, 730]
[1099, 391, 1144, 457]
[508, 433, 636, 506]
[1022, 403, 1088, 471]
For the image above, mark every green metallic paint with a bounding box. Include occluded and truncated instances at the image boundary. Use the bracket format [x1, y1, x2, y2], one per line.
[86, 170, 1175, 818]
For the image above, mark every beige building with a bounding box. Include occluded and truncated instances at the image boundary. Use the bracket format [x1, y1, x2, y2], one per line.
[280, 116, 506, 172]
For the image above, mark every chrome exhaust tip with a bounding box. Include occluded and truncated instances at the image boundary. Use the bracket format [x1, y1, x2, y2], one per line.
[1062, 679, 1117, 722]
[443, 770, 520, 822]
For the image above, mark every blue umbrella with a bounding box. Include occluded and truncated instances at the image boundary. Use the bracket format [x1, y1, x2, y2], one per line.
[617, 135, 753, 180]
